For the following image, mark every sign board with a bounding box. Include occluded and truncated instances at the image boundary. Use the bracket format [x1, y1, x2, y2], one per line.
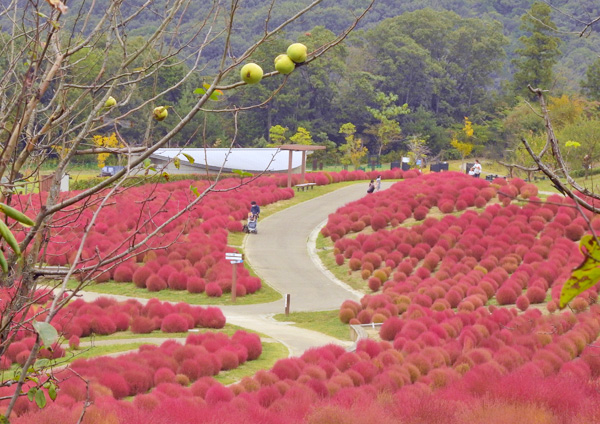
[229, 260, 244, 264]
[401, 157, 410, 163]
[225, 253, 242, 259]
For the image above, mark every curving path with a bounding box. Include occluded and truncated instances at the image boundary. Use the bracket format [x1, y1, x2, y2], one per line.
[219, 181, 392, 355]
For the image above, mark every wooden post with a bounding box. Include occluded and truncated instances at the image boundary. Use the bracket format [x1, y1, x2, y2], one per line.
[300, 151, 306, 184]
[287, 150, 293, 188]
[285, 293, 290, 316]
[231, 263, 237, 302]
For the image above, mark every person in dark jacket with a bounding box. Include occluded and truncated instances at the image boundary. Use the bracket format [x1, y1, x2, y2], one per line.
[250, 201, 260, 218]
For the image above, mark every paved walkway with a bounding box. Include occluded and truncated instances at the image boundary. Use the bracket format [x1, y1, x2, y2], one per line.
[221, 182, 392, 355]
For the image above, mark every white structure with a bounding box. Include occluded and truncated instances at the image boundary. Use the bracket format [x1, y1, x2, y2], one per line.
[146, 148, 308, 174]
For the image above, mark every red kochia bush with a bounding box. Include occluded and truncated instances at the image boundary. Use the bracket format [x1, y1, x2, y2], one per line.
[371, 213, 388, 231]
[205, 282, 223, 297]
[204, 383, 234, 405]
[131, 316, 155, 334]
[232, 331, 262, 361]
[113, 264, 135, 282]
[161, 313, 190, 333]
[132, 266, 153, 288]
[380, 316, 404, 341]
[197, 307, 226, 329]
[146, 275, 167, 292]
[187, 277, 206, 293]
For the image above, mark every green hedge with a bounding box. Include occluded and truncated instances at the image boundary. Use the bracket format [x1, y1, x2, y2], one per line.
[570, 167, 600, 178]
[70, 172, 244, 191]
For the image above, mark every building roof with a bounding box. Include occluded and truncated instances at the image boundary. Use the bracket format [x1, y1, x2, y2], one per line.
[279, 144, 326, 151]
[152, 148, 309, 173]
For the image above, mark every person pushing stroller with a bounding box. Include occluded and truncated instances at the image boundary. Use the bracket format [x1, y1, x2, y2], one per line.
[244, 201, 260, 234]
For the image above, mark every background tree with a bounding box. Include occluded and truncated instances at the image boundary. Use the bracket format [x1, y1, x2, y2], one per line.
[512, 1, 562, 99]
[406, 136, 431, 168]
[268, 125, 289, 147]
[581, 58, 600, 101]
[365, 91, 409, 157]
[339, 123, 368, 170]
[450, 117, 475, 168]
[289, 127, 314, 145]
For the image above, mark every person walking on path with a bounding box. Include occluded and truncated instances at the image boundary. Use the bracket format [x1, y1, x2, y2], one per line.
[250, 201, 260, 218]
[470, 160, 482, 178]
[375, 175, 381, 191]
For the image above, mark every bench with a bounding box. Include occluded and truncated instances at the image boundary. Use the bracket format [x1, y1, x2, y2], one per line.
[533, 175, 546, 181]
[485, 174, 507, 181]
[295, 183, 316, 192]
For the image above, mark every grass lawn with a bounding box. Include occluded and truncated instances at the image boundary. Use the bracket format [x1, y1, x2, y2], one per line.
[272, 310, 352, 341]
[67, 279, 281, 306]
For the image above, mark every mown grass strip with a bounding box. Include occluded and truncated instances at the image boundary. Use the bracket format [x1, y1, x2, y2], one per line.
[67, 279, 281, 306]
[272, 310, 352, 341]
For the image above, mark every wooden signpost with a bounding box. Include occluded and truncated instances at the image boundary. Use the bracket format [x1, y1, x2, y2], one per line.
[225, 252, 243, 302]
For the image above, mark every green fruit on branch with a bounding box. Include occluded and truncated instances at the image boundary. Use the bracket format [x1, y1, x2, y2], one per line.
[153, 106, 168, 121]
[274, 54, 295, 75]
[286, 43, 307, 63]
[240, 63, 263, 84]
[104, 96, 117, 108]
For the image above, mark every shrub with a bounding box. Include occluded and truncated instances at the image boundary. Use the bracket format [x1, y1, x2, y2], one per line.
[161, 314, 191, 333]
[371, 213, 388, 231]
[348, 258, 361, 272]
[99, 372, 130, 399]
[198, 307, 226, 329]
[368, 277, 381, 292]
[187, 277, 206, 293]
[205, 283, 223, 297]
[413, 206, 429, 221]
[380, 317, 403, 341]
[339, 308, 355, 324]
[564, 224, 585, 241]
[167, 272, 188, 290]
[113, 264, 134, 282]
[526, 286, 547, 304]
[146, 275, 167, 292]
[154, 367, 176, 384]
[516, 295, 530, 311]
[232, 331, 262, 361]
[204, 384, 234, 405]
[68, 336, 80, 350]
[495, 286, 518, 305]
[131, 316, 155, 334]
[132, 266, 153, 288]
[335, 254, 345, 266]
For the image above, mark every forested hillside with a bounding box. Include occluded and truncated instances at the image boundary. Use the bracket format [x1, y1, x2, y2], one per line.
[2, 0, 599, 165]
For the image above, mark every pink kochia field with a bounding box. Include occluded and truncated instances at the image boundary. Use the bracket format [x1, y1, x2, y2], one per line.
[5, 171, 600, 423]
[10, 170, 403, 298]
[0, 294, 226, 369]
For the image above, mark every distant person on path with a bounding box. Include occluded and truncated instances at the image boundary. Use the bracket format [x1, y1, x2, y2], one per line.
[375, 175, 381, 191]
[367, 180, 375, 194]
[471, 160, 482, 178]
[250, 201, 260, 219]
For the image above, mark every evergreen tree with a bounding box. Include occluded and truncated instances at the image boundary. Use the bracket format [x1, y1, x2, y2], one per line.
[512, 1, 562, 99]
[581, 58, 600, 101]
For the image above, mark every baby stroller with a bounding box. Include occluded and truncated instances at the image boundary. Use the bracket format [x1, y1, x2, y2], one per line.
[243, 213, 258, 234]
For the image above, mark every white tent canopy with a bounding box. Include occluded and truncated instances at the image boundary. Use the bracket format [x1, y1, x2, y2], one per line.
[152, 148, 306, 173]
